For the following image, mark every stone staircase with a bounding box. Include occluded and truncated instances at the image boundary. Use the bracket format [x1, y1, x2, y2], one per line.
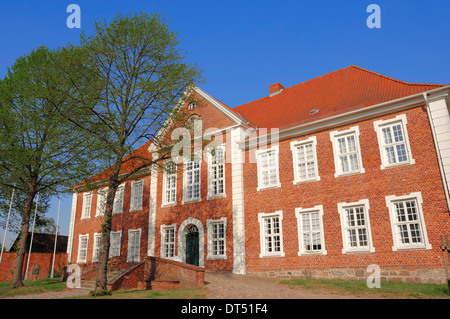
[77, 268, 128, 292]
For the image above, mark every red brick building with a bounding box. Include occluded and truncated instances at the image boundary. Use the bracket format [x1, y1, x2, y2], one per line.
[68, 66, 450, 283]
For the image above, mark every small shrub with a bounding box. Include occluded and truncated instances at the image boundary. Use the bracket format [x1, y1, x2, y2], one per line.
[89, 289, 112, 297]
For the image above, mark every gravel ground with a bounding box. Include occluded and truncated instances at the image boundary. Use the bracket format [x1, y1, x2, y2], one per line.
[2, 271, 381, 299]
[204, 271, 374, 299]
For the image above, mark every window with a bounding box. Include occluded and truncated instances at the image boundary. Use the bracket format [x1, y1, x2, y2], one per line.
[330, 127, 365, 177]
[127, 229, 141, 262]
[374, 114, 415, 169]
[113, 185, 125, 214]
[290, 137, 320, 184]
[130, 180, 144, 211]
[338, 199, 374, 253]
[92, 233, 102, 262]
[258, 211, 284, 257]
[183, 160, 201, 202]
[96, 188, 107, 217]
[109, 231, 122, 257]
[77, 234, 89, 263]
[162, 162, 177, 206]
[81, 192, 92, 219]
[295, 206, 326, 255]
[188, 102, 196, 110]
[385, 192, 431, 251]
[207, 218, 227, 259]
[208, 146, 225, 199]
[256, 146, 281, 190]
[161, 224, 176, 259]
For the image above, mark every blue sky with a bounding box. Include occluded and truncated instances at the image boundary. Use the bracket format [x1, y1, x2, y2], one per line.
[0, 0, 449, 248]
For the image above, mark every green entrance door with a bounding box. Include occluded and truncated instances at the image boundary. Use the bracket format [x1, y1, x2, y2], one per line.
[185, 225, 199, 266]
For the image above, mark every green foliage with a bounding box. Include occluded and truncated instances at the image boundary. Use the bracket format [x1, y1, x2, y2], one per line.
[89, 289, 112, 297]
[0, 46, 102, 197]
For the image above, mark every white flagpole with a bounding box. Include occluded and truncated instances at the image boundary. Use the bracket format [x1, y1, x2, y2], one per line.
[50, 194, 61, 278]
[25, 192, 39, 281]
[0, 184, 16, 264]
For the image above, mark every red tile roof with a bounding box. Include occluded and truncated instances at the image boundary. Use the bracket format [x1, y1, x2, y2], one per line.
[74, 66, 446, 189]
[73, 140, 153, 189]
[231, 65, 445, 130]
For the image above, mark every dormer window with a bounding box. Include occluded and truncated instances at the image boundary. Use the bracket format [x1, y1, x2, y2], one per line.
[188, 102, 197, 110]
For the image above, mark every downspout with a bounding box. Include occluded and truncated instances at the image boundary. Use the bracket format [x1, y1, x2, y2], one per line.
[423, 92, 450, 211]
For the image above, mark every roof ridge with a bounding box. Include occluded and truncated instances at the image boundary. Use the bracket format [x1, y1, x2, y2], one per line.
[349, 65, 444, 87]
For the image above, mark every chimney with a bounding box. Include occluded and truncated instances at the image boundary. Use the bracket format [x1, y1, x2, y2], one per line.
[269, 83, 284, 96]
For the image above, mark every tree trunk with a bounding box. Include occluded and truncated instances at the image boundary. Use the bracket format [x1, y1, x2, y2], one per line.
[94, 177, 121, 292]
[9, 191, 36, 288]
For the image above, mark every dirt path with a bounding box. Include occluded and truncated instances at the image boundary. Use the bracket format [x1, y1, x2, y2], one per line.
[204, 271, 374, 299]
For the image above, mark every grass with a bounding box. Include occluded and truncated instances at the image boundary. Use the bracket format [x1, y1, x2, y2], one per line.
[279, 278, 450, 298]
[70, 286, 208, 299]
[0, 277, 66, 298]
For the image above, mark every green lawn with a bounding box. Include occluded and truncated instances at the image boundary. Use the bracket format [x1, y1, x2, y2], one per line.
[0, 277, 66, 298]
[279, 278, 450, 298]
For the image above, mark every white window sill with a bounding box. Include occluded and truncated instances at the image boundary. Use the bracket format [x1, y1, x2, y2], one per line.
[293, 177, 321, 185]
[182, 198, 202, 205]
[257, 183, 281, 192]
[161, 202, 177, 208]
[342, 247, 375, 254]
[334, 169, 365, 178]
[392, 244, 431, 251]
[259, 252, 285, 258]
[297, 250, 327, 256]
[380, 160, 415, 170]
[207, 255, 227, 260]
[207, 193, 226, 201]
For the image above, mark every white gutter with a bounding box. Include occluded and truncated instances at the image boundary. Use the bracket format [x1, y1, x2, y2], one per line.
[423, 92, 450, 211]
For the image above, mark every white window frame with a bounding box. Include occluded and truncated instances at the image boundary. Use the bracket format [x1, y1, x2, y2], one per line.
[160, 224, 177, 259]
[112, 184, 125, 215]
[295, 205, 327, 256]
[127, 228, 142, 262]
[330, 126, 365, 177]
[258, 211, 285, 258]
[206, 217, 227, 260]
[290, 136, 320, 184]
[92, 232, 102, 262]
[374, 114, 415, 169]
[337, 199, 375, 254]
[81, 192, 92, 219]
[207, 145, 226, 199]
[385, 192, 431, 251]
[162, 161, 177, 206]
[77, 234, 89, 264]
[95, 188, 108, 217]
[183, 158, 201, 203]
[256, 145, 281, 191]
[130, 179, 144, 212]
[109, 230, 122, 257]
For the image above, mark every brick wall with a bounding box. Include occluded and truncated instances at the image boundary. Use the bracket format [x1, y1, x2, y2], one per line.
[70, 174, 151, 265]
[0, 252, 68, 282]
[242, 106, 450, 283]
[70, 93, 236, 272]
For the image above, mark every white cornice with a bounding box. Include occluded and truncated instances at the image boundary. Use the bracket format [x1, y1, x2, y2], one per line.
[193, 87, 249, 125]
